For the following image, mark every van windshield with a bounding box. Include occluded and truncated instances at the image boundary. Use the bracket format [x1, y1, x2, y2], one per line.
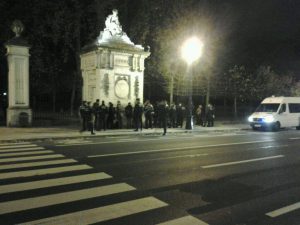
[255, 103, 280, 113]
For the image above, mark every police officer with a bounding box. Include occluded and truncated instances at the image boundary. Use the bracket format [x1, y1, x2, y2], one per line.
[133, 98, 143, 131]
[206, 103, 215, 127]
[107, 102, 115, 129]
[144, 100, 154, 129]
[99, 101, 107, 131]
[125, 102, 133, 129]
[116, 101, 123, 129]
[169, 103, 177, 128]
[86, 102, 95, 135]
[79, 101, 87, 132]
[93, 99, 100, 130]
[159, 100, 169, 135]
[176, 103, 184, 128]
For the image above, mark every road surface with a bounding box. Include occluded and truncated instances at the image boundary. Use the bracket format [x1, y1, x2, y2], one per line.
[0, 129, 300, 224]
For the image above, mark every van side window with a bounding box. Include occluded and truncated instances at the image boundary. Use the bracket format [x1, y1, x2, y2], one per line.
[279, 104, 286, 113]
[289, 104, 300, 113]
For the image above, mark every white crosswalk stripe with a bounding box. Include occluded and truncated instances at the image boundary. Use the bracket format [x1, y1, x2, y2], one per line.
[157, 215, 209, 225]
[0, 150, 53, 157]
[0, 172, 111, 194]
[18, 197, 168, 225]
[0, 183, 136, 215]
[0, 154, 65, 163]
[0, 158, 77, 170]
[0, 164, 92, 179]
[0, 147, 45, 153]
[0, 142, 30, 146]
[0, 144, 38, 149]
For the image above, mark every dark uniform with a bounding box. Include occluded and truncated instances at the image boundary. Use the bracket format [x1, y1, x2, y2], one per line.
[116, 101, 123, 129]
[79, 101, 87, 132]
[169, 104, 177, 128]
[99, 101, 107, 131]
[86, 102, 95, 134]
[125, 102, 133, 129]
[144, 101, 154, 129]
[93, 99, 100, 130]
[159, 100, 169, 135]
[107, 102, 115, 129]
[133, 99, 143, 131]
[176, 103, 184, 128]
[1, 94, 7, 122]
[206, 104, 215, 127]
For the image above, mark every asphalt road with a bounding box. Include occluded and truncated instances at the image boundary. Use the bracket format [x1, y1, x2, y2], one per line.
[1, 129, 300, 224]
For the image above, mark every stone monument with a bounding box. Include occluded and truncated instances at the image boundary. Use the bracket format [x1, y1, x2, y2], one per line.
[80, 9, 150, 105]
[5, 20, 32, 127]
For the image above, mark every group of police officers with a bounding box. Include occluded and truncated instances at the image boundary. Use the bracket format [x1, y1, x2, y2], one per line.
[79, 98, 215, 135]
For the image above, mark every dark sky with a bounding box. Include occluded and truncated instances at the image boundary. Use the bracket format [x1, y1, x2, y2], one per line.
[225, 0, 300, 73]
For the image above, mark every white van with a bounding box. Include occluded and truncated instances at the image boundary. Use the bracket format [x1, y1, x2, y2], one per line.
[248, 96, 300, 131]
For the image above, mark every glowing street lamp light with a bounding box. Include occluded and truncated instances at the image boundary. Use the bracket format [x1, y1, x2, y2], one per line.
[181, 37, 203, 130]
[181, 37, 203, 65]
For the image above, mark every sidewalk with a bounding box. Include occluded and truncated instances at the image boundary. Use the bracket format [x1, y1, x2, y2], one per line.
[0, 121, 249, 143]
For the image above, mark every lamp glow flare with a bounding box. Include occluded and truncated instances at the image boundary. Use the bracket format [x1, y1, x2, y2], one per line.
[181, 36, 203, 130]
[181, 37, 203, 64]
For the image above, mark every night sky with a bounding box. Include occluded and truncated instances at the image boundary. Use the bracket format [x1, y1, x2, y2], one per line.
[223, 0, 300, 73]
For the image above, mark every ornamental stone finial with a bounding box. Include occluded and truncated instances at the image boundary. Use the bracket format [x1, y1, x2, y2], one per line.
[11, 20, 24, 37]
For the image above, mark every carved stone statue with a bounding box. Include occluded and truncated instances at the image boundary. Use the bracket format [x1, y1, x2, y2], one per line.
[105, 9, 123, 36]
[97, 9, 134, 45]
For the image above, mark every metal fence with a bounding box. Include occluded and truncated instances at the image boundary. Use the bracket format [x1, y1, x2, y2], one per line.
[32, 111, 80, 127]
[214, 105, 255, 121]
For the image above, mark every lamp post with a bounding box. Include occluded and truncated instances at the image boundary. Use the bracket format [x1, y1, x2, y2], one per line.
[181, 37, 203, 130]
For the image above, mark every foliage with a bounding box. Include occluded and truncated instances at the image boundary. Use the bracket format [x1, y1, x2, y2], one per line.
[0, 0, 98, 111]
[291, 81, 300, 96]
[253, 66, 294, 99]
[225, 65, 252, 102]
[0, 0, 299, 113]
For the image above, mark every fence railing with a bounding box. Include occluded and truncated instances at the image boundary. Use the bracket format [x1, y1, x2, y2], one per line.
[214, 106, 255, 121]
[32, 111, 80, 126]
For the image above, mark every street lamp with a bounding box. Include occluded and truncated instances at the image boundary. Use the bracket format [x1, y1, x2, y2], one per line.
[181, 37, 203, 129]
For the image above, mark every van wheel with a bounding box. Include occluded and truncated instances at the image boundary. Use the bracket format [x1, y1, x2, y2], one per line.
[296, 126, 300, 130]
[272, 122, 280, 132]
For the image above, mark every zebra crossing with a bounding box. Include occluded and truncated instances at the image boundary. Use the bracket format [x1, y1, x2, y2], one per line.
[0, 142, 206, 225]
[1, 142, 298, 224]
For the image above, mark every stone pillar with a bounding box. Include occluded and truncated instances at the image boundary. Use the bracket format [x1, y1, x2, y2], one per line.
[5, 20, 32, 127]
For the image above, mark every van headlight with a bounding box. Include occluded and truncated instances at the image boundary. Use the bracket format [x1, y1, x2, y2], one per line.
[263, 115, 274, 123]
[248, 116, 253, 122]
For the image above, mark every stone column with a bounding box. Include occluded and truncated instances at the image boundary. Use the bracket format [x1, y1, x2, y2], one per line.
[5, 20, 32, 127]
